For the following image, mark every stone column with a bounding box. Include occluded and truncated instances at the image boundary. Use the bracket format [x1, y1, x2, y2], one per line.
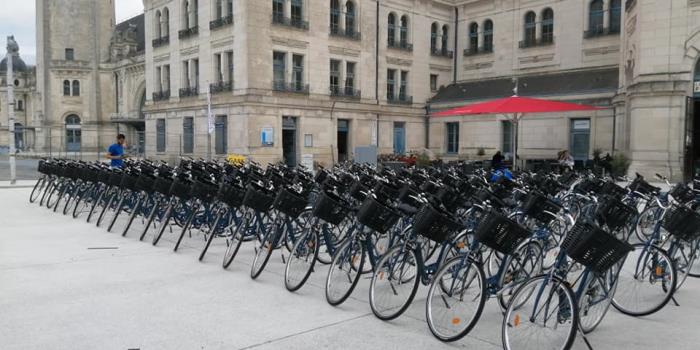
[285, 0, 291, 20]
[603, 0, 610, 31]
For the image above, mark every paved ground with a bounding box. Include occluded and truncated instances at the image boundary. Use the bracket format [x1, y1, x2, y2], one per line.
[0, 156, 39, 181]
[1, 187, 700, 350]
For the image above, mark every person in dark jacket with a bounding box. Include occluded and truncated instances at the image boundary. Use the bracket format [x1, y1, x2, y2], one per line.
[492, 151, 505, 170]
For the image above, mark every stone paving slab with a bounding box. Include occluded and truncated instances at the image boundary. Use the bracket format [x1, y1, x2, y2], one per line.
[1, 187, 699, 350]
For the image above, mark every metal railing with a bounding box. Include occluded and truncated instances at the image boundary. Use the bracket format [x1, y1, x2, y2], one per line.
[152, 90, 170, 102]
[109, 112, 144, 121]
[210, 14, 234, 30]
[463, 46, 494, 56]
[179, 86, 199, 98]
[178, 26, 199, 40]
[329, 27, 362, 40]
[584, 27, 620, 39]
[272, 81, 309, 94]
[152, 36, 169, 48]
[210, 81, 233, 94]
[431, 48, 454, 58]
[330, 86, 361, 99]
[387, 40, 413, 52]
[387, 94, 412, 105]
[519, 36, 555, 48]
[272, 15, 309, 30]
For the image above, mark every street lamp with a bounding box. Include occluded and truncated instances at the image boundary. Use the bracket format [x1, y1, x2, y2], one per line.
[5, 36, 18, 185]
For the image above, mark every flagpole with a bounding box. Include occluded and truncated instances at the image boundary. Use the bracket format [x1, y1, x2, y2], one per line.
[207, 81, 213, 161]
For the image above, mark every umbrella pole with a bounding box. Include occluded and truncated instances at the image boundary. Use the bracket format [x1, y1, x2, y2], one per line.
[511, 113, 519, 171]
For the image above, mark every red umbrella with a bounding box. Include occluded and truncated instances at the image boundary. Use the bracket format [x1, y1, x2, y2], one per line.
[432, 95, 601, 168]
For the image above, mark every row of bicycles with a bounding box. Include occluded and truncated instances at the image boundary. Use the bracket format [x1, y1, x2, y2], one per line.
[29, 157, 700, 349]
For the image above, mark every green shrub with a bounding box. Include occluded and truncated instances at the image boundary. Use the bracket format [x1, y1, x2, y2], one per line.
[610, 153, 631, 177]
[477, 147, 486, 156]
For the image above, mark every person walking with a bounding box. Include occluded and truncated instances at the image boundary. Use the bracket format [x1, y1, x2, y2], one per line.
[106, 134, 128, 168]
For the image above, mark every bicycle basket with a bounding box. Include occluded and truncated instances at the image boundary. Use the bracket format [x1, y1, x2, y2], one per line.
[398, 185, 422, 209]
[349, 181, 369, 202]
[522, 191, 562, 224]
[629, 178, 660, 196]
[662, 205, 700, 242]
[242, 182, 274, 212]
[169, 178, 192, 200]
[314, 168, 329, 184]
[312, 190, 349, 225]
[562, 220, 633, 273]
[557, 172, 578, 188]
[413, 203, 463, 242]
[218, 182, 245, 208]
[79, 167, 99, 183]
[108, 171, 123, 187]
[595, 196, 637, 232]
[119, 172, 139, 191]
[669, 183, 695, 205]
[37, 160, 50, 175]
[153, 177, 173, 195]
[65, 166, 80, 180]
[474, 211, 531, 255]
[273, 187, 308, 218]
[473, 188, 505, 208]
[435, 185, 460, 209]
[135, 175, 156, 193]
[600, 182, 628, 200]
[357, 196, 400, 234]
[537, 177, 564, 197]
[574, 178, 604, 194]
[97, 169, 112, 184]
[374, 182, 401, 202]
[191, 180, 218, 202]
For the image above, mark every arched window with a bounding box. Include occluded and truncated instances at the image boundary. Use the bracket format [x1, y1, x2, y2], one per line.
[589, 0, 604, 35]
[524, 11, 536, 46]
[162, 7, 170, 36]
[215, 0, 223, 19]
[399, 15, 408, 46]
[430, 22, 438, 52]
[191, 0, 199, 27]
[330, 0, 340, 33]
[65, 115, 82, 152]
[72, 80, 80, 96]
[345, 1, 356, 35]
[155, 10, 162, 38]
[609, 0, 622, 33]
[541, 8, 554, 44]
[63, 80, 71, 96]
[388, 13, 396, 46]
[182, 0, 189, 29]
[469, 22, 479, 53]
[441, 25, 449, 53]
[483, 20, 493, 52]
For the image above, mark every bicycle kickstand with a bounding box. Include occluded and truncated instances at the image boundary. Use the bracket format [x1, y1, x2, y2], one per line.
[671, 295, 680, 307]
[577, 324, 595, 350]
[280, 251, 286, 264]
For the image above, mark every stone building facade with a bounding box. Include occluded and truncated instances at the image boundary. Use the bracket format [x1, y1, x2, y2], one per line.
[0, 45, 38, 153]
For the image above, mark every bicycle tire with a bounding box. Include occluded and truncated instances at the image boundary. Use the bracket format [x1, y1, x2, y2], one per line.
[140, 197, 161, 241]
[73, 184, 93, 219]
[578, 268, 618, 334]
[86, 186, 104, 223]
[369, 244, 421, 320]
[199, 209, 224, 261]
[222, 214, 248, 269]
[174, 203, 199, 252]
[107, 195, 126, 232]
[325, 237, 365, 306]
[122, 195, 143, 237]
[497, 240, 544, 311]
[250, 218, 280, 279]
[96, 190, 116, 227]
[29, 177, 45, 203]
[284, 228, 319, 292]
[39, 179, 53, 206]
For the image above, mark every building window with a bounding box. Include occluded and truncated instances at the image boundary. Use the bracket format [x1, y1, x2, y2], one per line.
[215, 115, 228, 154]
[330, 0, 340, 33]
[399, 70, 408, 100]
[226, 51, 234, 83]
[502, 121, 513, 155]
[387, 69, 395, 99]
[430, 22, 438, 52]
[273, 0, 284, 22]
[273, 51, 286, 89]
[226, 0, 233, 16]
[430, 74, 438, 92]
[330, 59, 341, 95]
[399, 15, 408, 46]
[156, 118, 166, 152]
[72, 80, 80, 96]
[163, 64, 170, 90]
[65, 48, 74, 61]
[292, 54, 304, 91]
[441, 25, 449, 53]
[215, 0, 223, 19]
[610, 0, 622, 33]
[193, 59, 199, 89]
[17, 100, 23, 111]
[63, 80, 71, 96]
[345, 62, 355, 93]
[483, 20, 493, 52]
[65, 115, 82, 152]
[162, 7, 170, 36]
[469, 22, 478, 53]
[183, 117, 194, 154]
[291, 0, 303, 26]
[589, 0, 604, 34]
[214, 53, 222, 82]
[155, 10, 162, 38]
[387, 13, 396, 46]
[345, 1, 356, 35]
[446, 122, 459, 154]
[541, 8, 554, 44]
[524, 11, 536, 45]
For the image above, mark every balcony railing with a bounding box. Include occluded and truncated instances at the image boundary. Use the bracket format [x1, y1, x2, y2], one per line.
[431, 48, 454, 58]
[210, 15, 234, 30]
[273, 81, 309, 94]
[329, 27, 362, 41]
[179, 86, 199, 98]
[519, 36, 555, 49]
[583, 27, 620, 39]
[210, 81, 233, 94]
[387, 94, 413, 105]
[152, 36, 169, 48]
[272, 15, 309, 30]
[463, 46, 494, 56]
[152, 90, 170, 102]
[387, 40, 413, 52]
[330, 86, 361, 99]
[110, 112, 144, 121]
[178, 26, 199, 40]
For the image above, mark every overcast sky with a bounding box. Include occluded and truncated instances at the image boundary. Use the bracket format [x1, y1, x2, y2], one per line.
[1, 0, 144, 65]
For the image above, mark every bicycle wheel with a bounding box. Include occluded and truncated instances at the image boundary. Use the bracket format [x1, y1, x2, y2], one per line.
[30, 177, 46, 203]
[174, 203, 199, 252]
[612, 243, 677, 316]
[53, 185, 68, 212]
[39, 180, 53, 206]
[497, 241, 544, 310]
[560, 194, 581, 221]
[45, 182, 60, 209]
[250, 218, 280, 279]
[284, 227, 319, 292]
[62, 185, 79, 215]
[426, 256, 486, 342]
[122, 194, 144, 237]
[635, 205, 661, 243]
[199, 209, 224, 261]
[223, 212, 249, 269]
[578, 269, 618, 334]
[317, 218, 350, 264]
[96, 190, 116, 227]
[139, 197, 161, 241]
[152, 202, 174, 246]
[502, 275, 578, 350]
[369, 244, 420, 320]
[667, 238, 697, 290]
[107, 194, 126, 232]
[325, 237, 365, 306]
[86, 187, 104, 223]
[688, 239, 700, 278]
[73, 184, 94, 219]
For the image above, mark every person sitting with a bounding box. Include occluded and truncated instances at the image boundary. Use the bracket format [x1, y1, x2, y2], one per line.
[492, 151, 505, 170]
[558, 150, 575, 172]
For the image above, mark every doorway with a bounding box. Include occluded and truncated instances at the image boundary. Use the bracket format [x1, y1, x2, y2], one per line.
[65, 114, 82, 152]
[282, 116, 297, 167]
[337, 119, 349, 162]
[393, 122, 405, 155]
[14, 123, 24, 151]
[686, 97, 700, 180]
[570, 119, 591, 163]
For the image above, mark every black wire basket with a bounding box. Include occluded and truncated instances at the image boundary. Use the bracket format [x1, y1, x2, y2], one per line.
[537, 177, 565, 197]
[522, 191, 561, 224]
[108, 171, 123, 187]
[79, 167, 99, 183]
[349, 181, 369, 202]
[600, 182, 628, 200]
[65, 166, 80, 180]
[312, 190, 349, 225]
[398, 185, 422, 209]
[242, 182, 274, 212]
[217, 182, 245, 208]
[37, 160, 50, 175]
[413, 203, 463, 242]
[595, 196, 637, 232]
[473, 188, 505, 208]
[119, 172, 139, 191]
[273, 187, 308, 218]
[574, 178, 604, 195]
[97, 169, 112, 184]
[191, 180, 218, 202]
[669, 183, 695, 205]
[561, 220, 634, 273]
[435, 185, 460, 209]
[357, 196, 400, 234]
[662, 205, 700, 242]
[314, 169, 329, 184]
[135, 175, 156, 193]
[474, 211, 531, 255]
[374, 182, 401, 202]
[169, 178, 193, 200]
[629, 177, 660, 197]
[153, 177, 173, 195]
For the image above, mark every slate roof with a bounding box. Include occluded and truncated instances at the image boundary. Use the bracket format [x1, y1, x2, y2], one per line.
[116, 14, 145, 54]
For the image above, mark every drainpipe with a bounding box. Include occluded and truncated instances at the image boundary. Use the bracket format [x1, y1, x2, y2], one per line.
[424, 104, 430, 149]
[453, 7, 458, 83]
[375, 0, 380, 150]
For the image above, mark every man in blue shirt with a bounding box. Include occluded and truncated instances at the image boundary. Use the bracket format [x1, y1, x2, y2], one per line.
[107, 134, 127, 168]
